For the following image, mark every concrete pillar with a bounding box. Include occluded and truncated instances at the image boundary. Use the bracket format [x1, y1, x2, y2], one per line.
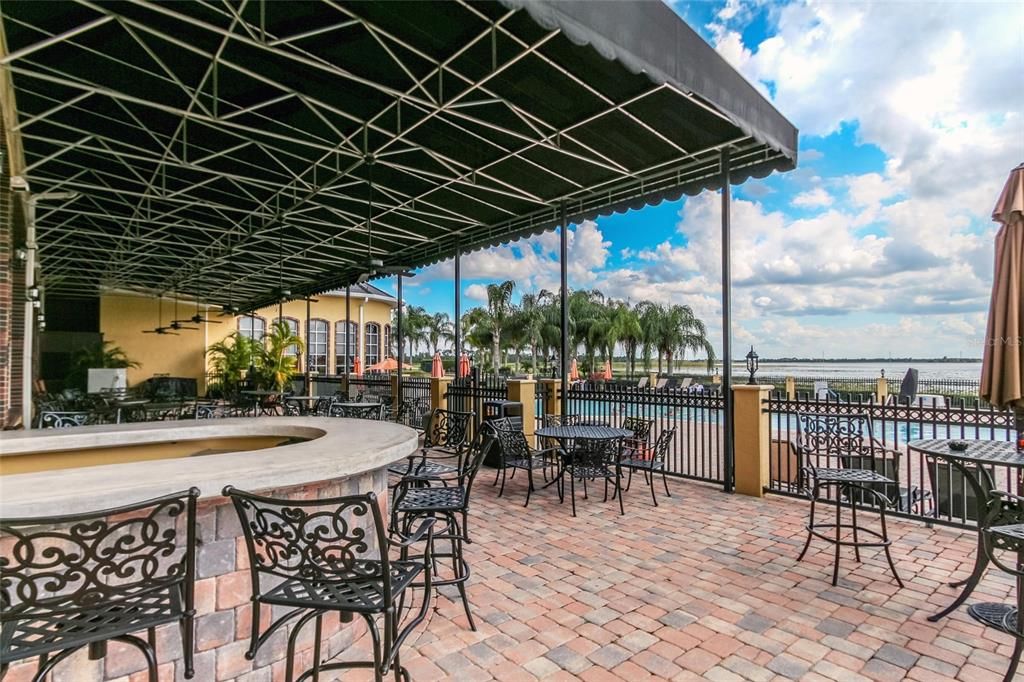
[648, 371, 658, 388]
[732, 384, 773, 497]
[785, 376, 796, 400]
[430, 376, 451, 412]
[876, 376, 888, 403]
[538, 379, 562, 417]
[507, 379, 536, 439]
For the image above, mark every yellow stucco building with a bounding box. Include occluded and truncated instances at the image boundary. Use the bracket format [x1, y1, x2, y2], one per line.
[99, 283, 397, 392]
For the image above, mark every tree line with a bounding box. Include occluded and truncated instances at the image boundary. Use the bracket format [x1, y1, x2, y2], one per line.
[395, 280, 716, 376]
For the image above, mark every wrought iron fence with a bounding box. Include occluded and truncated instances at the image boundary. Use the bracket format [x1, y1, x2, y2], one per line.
[445, 373, 508, 432]
[765, 394, 1015, 528]
[562, 384, 726, 484]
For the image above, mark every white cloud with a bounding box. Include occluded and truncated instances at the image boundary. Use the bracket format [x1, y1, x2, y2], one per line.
[464, 283, 488, 303]
[792, 187, 833, 208]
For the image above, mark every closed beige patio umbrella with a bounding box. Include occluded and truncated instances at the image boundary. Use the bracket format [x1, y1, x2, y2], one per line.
[980, 163, 1024, 449]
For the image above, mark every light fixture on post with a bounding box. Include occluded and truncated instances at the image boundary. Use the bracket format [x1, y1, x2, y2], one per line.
[26, 286, 39, 301]
[14, 247, 27, 263]
[745, 346, 759, 385]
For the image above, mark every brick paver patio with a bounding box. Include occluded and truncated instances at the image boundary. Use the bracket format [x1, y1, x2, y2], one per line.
[322, 474, 1018, 681]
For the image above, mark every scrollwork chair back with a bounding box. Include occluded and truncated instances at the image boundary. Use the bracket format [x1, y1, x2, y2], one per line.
[0, 489, 200, 676]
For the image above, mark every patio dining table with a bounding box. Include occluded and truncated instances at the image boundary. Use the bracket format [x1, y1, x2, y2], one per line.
[534, 425, 633, 488]
[908, 439, 1024, 626]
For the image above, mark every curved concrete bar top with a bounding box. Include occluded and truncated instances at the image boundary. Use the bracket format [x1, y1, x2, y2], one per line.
[0, 417, 418, 517]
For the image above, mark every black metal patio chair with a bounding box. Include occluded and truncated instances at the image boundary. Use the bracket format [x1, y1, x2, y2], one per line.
[223, 487, 434, 682]
[392, 431, 494, 631]
[0, 489, 200, 682]
[619, 416, 654, 459]
[621, 427, 676, 506]
[793, 412, 903, 587]
[559, 437, 625, 517]
[489, 417, 563, 507]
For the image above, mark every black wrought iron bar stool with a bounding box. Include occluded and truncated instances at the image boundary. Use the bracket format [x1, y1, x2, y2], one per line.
[0, 489, 200, 682]
[387, 408, 473, 481]
[793, 413, 903, 587]
[223, 487, 434, 682]
[392, 431, 494, 631]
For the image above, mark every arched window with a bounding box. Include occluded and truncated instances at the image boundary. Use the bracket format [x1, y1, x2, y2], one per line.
[365, 322, 381, 368]
[384, 324, 392, 359]
[238, 315, 266, 341]
[335, 321, 358, 373]
[306, 319, 329, 374]
[274, 317, 301, 370]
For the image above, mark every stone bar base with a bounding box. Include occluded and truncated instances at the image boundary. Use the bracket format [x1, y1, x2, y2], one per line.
[3, 468, 387, 682]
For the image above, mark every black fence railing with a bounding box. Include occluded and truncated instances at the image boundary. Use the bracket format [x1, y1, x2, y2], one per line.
[445, 374, 508, 432]
[562, 385, 726, 484]
[765, 394, 1015, 529]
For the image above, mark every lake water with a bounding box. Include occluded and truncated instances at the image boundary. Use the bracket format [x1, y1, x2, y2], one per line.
[717, 361, 983, 382]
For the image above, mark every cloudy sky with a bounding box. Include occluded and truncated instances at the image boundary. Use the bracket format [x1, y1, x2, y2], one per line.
[386, 0, 1023, 360]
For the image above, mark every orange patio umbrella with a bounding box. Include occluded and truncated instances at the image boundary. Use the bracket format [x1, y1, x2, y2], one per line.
[431, 352, 444, 378]
[981, 163, 1024, 449]
[352, 356, 363, 377]
[367, 357, 415, 372]
[602, 359, 613, 380]
[569, 357, 580, 381]
[457, 354, 470, 378]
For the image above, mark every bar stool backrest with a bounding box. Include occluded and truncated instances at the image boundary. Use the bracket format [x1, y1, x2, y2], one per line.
[0, 489, 199, 648]
[331, 402, 384, 420]
[423, 408, 473, 451]
[795, 413, 877, 471]
[224, 489, 392, 603]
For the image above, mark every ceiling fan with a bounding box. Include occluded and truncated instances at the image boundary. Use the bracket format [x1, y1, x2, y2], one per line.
[175, 296, 222, 325]
[142, 297, 182, 335]
[354, 155, 413, 284]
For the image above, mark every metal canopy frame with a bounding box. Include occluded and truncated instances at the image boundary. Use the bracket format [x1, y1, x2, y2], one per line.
[2, 0, 795, 311]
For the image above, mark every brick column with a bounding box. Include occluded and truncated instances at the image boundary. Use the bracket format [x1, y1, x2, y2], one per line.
[507, 379, 536, 439]
[538, 378, 561, 418]
[647, 371, 658, 388]
[785, 376, 796, 400]
[430, 376, 451, 412]
[876, 376, 888, 403]
[732, 384, 773, 497]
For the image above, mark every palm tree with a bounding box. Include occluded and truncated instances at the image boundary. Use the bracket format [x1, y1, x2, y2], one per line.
[396, 305, 430, 359]
[518, 293, 545, 374]
[485, 280, 515, 374]
[67, 341, 140, 390]
[636, 300, 662, 373]
[426, 312, 453, 355]
[262, 320, 305, 391]
[207, 332, 261, 395]
[461, 307, 493, 369]
[615, 302, 643, 376]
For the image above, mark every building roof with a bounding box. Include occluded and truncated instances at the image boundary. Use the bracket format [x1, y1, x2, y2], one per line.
[2, 0, 797, 309]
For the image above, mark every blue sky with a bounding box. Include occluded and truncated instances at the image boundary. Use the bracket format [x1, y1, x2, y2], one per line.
[378, 0, 1023, 359]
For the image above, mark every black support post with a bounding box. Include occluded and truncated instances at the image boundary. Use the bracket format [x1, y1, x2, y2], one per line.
[454, 239, 461, 374]
[344, 285, 351, 377]
[721, 148, 734, 493]
[560, 202, 570, 416]
[396, 274, 403, 423]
